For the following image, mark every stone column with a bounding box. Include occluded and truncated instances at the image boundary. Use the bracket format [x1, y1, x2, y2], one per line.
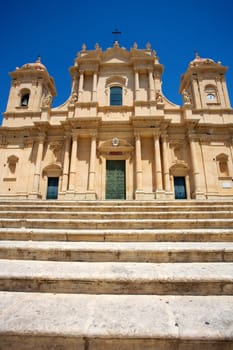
[192, 78, 202, 108]
[154, 133, 163, 193]
[135, 133, 143, 191]
[148, 69, 155, 101]
[68, 134, 78, 191]
[32, 133, 45, 195]
[92, 71, 98, 102]
[216, 77, 226, 107]
[61, 134, 71, 192]
[78, 71, 84, 102]
[188, 133, 205, 199]
[161, 133, 170, 192]
[220, 78, 231, 108]
[134, 70, 140, 101]
[88, 134, 96, 191]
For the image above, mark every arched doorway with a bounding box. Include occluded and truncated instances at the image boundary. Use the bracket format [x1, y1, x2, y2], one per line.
[170, 163, 190, 200]
[42, 164, 62, 200]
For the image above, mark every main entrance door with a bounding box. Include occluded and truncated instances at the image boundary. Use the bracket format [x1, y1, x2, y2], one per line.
[46, 177, 59, 200]
[106, 160, 126, 199]
[174, 176, 187, 199]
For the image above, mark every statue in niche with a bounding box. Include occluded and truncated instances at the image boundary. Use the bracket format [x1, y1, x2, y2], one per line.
[70, 92, 78, 104]
[182, 90, 192, 104]
[42, 93, 52, 108]
[49, 142, 62, 163]
[173, 145, 184, 162]
[156, 91, 164, 103]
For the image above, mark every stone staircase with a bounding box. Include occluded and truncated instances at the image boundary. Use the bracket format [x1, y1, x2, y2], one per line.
[0, 200, 233, 350]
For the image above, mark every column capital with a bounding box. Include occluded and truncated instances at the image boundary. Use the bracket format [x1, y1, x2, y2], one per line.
[161, 132, 168, 141]
[90, 133, 97, 139]
[134, 132, 141, 139]
[187, 131, 199, 142]
[64, 132, 71, 139]
[71, 132, 79, 141]
[37, 132, 46, 142]
[153, 131, 160, 138]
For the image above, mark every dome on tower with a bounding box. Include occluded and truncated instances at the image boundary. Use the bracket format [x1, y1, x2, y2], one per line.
[189, 52, 215, 67]
[18, 57, 47, 71]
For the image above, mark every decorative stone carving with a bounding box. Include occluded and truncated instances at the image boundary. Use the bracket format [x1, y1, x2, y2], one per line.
[49, 142, 62, 162]
[182, 89, 192, 105]
[156, 91, 164, 104]
[41, 94, 52, 108]
[112, 137, 120, 147]
[70, 92, 78, 104]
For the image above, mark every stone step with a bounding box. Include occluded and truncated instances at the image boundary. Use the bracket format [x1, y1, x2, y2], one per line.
[1, 204, 233, 212]
[0, 210, 233, 220]
[0, 260, 233, 295]
[1, 217, 233, 229]
[1, 292, 232, 350]
[1, 228, 233, 242]
[1, 241, 233, 262]
[2, 199, 233, 207]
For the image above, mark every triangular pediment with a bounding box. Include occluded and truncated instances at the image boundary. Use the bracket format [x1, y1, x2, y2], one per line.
[104, 56, 129, 64]
[102, 47, 130, 64]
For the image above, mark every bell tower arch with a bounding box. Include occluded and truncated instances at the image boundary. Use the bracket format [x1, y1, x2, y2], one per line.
[179, 53, 231, 110]
[4, 57, 56, 121]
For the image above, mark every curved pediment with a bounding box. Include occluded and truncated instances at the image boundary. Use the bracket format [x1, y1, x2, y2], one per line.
[42, 163, 62, 177]
[170, 162, 189, 176]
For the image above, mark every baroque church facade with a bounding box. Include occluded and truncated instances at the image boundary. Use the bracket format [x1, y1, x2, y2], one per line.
[1, 41, 233, 201]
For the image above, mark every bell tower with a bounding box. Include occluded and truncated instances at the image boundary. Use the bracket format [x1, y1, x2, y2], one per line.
[4, 57, 56, 118]
[179, 53, 231, 110]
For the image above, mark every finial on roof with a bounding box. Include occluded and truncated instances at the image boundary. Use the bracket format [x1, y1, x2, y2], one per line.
[114, 41, 119, 48]
[95, 43, 100, 50]
[146, 42, 151, 50]
[133, 42, 138, 49]
[82, 43, 87, 51]
[195, 51, 200, 59]
[36, 55, 41, 63]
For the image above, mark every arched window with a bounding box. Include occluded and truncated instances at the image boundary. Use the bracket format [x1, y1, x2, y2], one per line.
[110, 86, 122, 106]
[20, 92, 30, 107]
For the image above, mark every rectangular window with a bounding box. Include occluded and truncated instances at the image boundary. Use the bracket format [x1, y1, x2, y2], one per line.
[110, 86, 122, 106]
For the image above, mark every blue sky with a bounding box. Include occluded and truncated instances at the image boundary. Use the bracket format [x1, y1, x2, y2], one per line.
[0, 0, 233, 123]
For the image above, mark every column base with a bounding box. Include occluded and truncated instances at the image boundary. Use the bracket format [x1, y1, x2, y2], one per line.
[135, 191, 156, 200]
[28, 192, 42, 199]
[85, 191, 97, 200]
[164, 191, 174, 200]
[155, 190, 165, 200]
[135, 190, 145, 200]
[192, 191, 206, 200]
[59, 191, 97, 200]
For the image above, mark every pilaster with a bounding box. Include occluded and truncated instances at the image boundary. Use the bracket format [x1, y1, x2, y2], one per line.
[135, 133, 143, 198]
[61, 134, 71, 193]
[148, 70, 155, 102]
[78, 71, 84, 102]
[68, 134, 78, 193]
[188, 131, 205, 199]
[87, 133, 97, 199]
[29, 133, 45, 198]
[161, 132, 171, 195]
[134, 70, 140, 101]
[153, 132, 164, 199]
